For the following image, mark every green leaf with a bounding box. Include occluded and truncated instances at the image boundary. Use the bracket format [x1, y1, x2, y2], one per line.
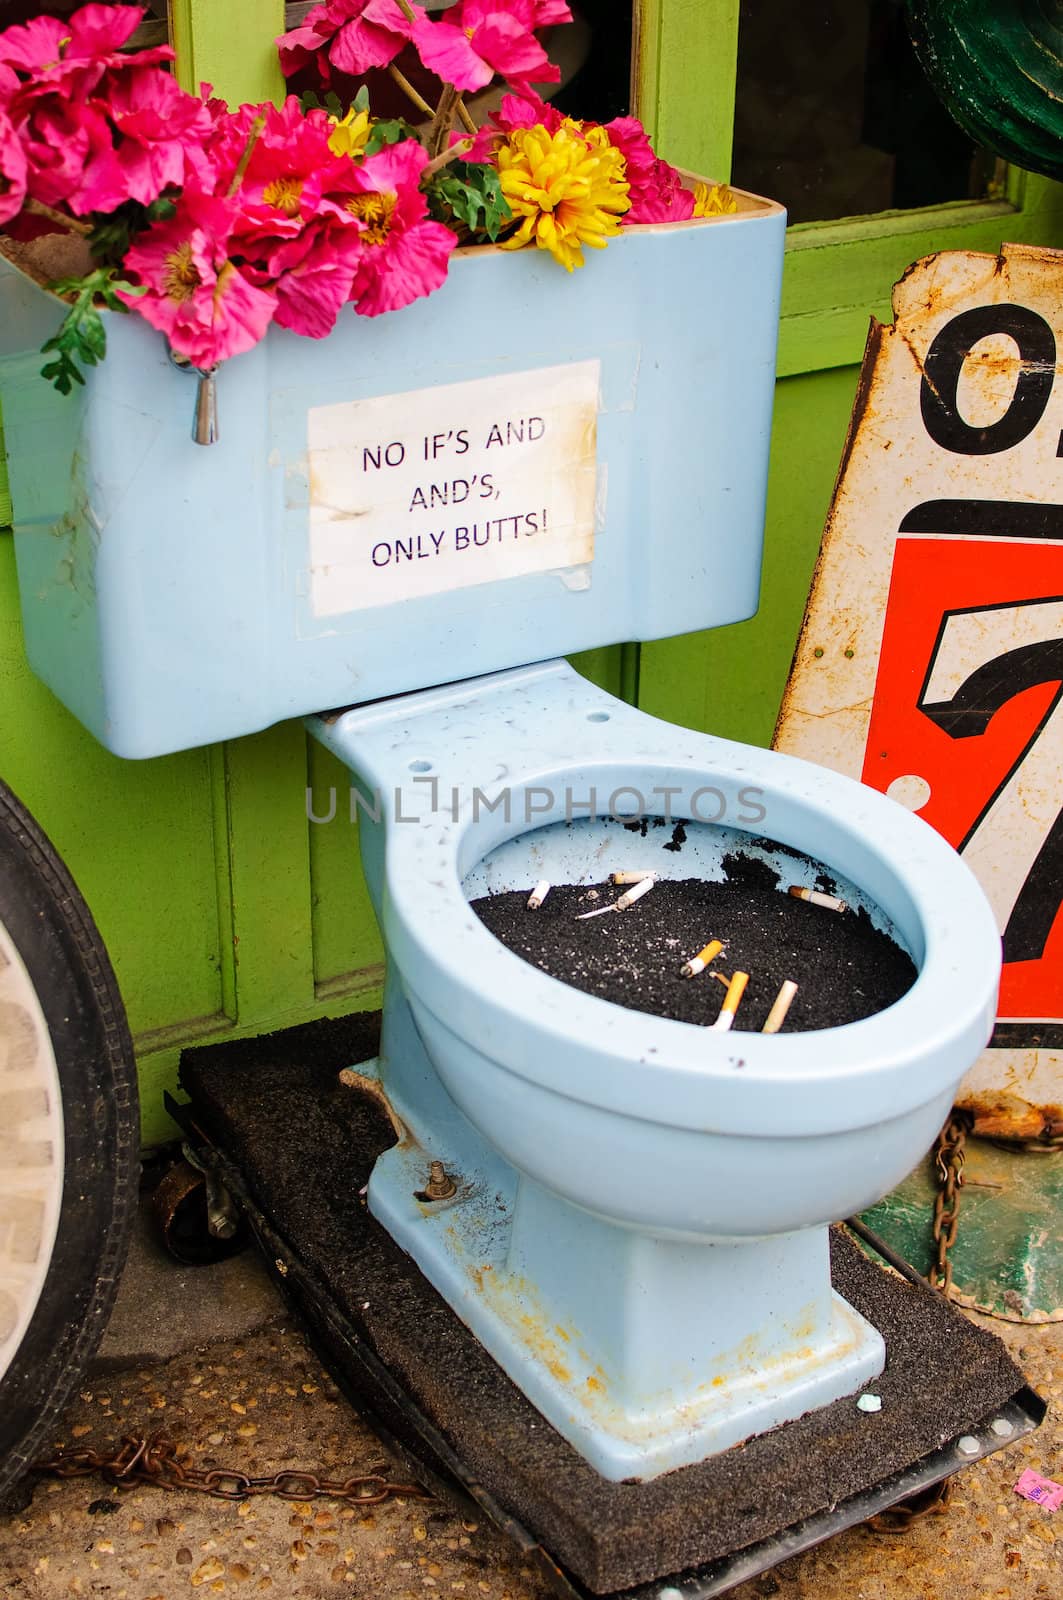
[426, 161, 513, 243]
[365, 117, 417, 156]
[37, 266, 132, 394]
[300, 87, 345, 117]
[39, 353, 84, 395]
[79, 314, 107, 360]
[99, 277, 146, 310]
[352, 85, 370, 113]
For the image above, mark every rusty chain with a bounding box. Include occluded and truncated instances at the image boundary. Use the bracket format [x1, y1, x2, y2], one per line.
[32, 1433, 432, 1505]
[927, 1113, 969, 1296]
[865, 1477, 953, 1533]
[864, 1113, 969, 1535]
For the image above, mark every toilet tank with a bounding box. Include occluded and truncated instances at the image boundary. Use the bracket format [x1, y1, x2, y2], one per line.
[0, 190, 785, 759]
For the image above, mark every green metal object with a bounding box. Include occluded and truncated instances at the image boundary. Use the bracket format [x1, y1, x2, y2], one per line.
[907, 0, 1063, 181]
[861, 1139, 1063, 1323]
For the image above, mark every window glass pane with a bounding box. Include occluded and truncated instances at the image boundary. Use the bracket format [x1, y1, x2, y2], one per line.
[731, 0, 997, 224]
[550, 0, 634, 125]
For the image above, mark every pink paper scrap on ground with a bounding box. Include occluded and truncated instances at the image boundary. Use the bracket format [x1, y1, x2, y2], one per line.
[1014, 1469, 1063, 1511]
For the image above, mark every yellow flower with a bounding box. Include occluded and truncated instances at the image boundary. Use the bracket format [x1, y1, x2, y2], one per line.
[496, 121, 630, 272]
[328, 107, 373, 162]
[692, 182, 738, 218]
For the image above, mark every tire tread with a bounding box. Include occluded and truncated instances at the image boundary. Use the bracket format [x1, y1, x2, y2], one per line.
[0, 781, 139, 1495]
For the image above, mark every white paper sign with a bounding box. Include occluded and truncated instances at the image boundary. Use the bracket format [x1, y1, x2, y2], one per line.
[308, 361, 600, 615]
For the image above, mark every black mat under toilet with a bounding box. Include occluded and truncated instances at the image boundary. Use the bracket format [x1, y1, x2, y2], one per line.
[177, 1013, 1042, 1599]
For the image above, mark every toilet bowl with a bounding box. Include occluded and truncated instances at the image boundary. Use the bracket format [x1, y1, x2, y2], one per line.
[311, 654, 1001, 1481]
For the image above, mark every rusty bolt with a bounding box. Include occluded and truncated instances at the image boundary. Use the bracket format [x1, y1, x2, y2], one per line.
[423, 1161, 457, 1201]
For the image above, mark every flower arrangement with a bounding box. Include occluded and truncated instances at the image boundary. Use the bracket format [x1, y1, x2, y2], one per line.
[0, 1, 737, 394]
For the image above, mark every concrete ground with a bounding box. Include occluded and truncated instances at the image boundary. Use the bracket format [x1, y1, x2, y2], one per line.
[2, 1187, 1062, 1600]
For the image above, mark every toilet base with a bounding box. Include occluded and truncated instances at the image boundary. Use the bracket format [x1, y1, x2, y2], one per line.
[359, 975, 888, 1482]
[368, 1105, 884, 1481]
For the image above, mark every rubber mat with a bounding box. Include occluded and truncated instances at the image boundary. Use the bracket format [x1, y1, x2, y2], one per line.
[179, 1014, 1039, 1596]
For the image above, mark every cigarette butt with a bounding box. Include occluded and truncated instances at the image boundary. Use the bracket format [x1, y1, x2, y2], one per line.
[577, 875, 657, 918]
[762, 979, 798, 1034]
[527, 880, 551, 910]
[788, 885, 848, 913]
[616, 876, 656, 911]
[610, 870, 657, 885]
[680, 939, 724, 978]
[711, 970, 749, 1032]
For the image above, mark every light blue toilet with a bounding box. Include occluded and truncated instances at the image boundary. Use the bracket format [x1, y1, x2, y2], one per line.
[313, 659, 999, 1481]
[0, 197, 1001, 1482]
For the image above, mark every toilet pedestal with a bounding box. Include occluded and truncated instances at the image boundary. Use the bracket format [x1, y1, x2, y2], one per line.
[361, 985, 884, 1482]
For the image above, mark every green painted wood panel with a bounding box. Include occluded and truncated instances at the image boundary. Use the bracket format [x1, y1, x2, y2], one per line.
[0, 537, 225, 1037]
[634, 0, 739, 180]
[307, 736, 385, 995]
[168, 0, 286, 107]
[0, 415, 10, 529]
[638, 367, 861, 744]
[779, 174, 1063, 376]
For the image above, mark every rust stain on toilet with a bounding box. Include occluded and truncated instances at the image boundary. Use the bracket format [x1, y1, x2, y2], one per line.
[469, 1264, 582, 1389]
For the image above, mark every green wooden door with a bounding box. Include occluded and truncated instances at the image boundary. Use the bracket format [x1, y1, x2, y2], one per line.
[1, 2, 1061, 1143]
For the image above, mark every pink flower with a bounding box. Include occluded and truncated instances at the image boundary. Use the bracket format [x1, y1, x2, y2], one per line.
[263, 225, 366, 338]
[118, 191, 278, 367]
[276, 0, 424, 81]
[412, 0, 559, 95]
[465, 89, 561, 159]
[215, 98, 357, 263]
[497, 0, 573, 29]
[73, 65, 214, 212]
[529, 0, 573, 21]
[198, 97, 373, 339]
[0, 3, 208, 217]
[495, 90, 562, 130]
[0, 106, 27, 225]
[274, 17, 331, 79]
[602, 116, 694, 223]
[14, 74, 211, 217]
[0, 5, 171, 96]
[16, 96, 124, 213]
[328, 139, 456, 317]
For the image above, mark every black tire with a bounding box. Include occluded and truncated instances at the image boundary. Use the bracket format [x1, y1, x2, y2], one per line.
[0, 777, 138, 1501]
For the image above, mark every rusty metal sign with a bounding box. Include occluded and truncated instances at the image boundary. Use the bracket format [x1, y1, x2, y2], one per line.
[775, 242, 1063, 1141]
